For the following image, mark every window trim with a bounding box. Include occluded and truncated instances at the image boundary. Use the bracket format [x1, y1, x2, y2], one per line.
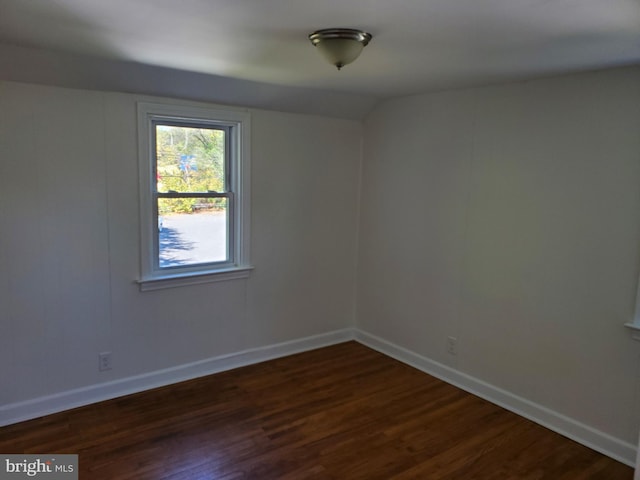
[136, 102, 252, 290]
[621, 265, 640, 340]
[625, 279, 640, 340]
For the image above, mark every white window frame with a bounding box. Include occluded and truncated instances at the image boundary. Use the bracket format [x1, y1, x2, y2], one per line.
[625, 281, 640, 340]
[137, 102, 252, 291]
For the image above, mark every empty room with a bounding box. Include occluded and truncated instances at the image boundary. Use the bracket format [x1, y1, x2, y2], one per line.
[1, 0, 640, 478]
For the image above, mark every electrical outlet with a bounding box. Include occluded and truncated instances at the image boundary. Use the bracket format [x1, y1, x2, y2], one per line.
[447, 336, 458, 355]
[99, 352, 112, 371]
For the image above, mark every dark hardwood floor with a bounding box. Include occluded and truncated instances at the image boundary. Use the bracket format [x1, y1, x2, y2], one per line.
[0, 342, 633, 479]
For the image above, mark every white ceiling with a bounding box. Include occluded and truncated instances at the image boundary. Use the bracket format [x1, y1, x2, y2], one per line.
[0, 0, 639, 99]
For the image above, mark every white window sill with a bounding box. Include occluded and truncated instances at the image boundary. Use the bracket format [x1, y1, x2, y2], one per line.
[137, 266, 253, 292]
[624, 322, 640, 341]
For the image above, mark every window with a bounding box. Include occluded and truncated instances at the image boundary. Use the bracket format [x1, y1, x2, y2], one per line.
[137, 102, 251, 290]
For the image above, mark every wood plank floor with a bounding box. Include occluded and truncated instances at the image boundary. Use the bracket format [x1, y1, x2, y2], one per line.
[0, 342, 633, 479]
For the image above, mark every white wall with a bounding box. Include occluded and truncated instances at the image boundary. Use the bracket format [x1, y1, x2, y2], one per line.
[0, 81, 361, 416]
[357, 67, 640, 453]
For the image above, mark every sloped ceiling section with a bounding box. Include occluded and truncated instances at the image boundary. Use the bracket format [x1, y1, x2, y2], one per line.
[0, 43, 377, 120]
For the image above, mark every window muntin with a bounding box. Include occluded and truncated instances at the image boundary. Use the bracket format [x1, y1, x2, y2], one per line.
[137, 102, 251, 289]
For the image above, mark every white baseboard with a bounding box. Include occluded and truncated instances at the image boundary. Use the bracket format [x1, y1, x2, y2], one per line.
[355, 329, 637, 467]
[0, 328, 355, 427]
[2, 326, 636, 468]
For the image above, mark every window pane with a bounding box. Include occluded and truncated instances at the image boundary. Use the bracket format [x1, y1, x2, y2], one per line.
[156, 125, 225, 193]
[158, 197, 228, 268]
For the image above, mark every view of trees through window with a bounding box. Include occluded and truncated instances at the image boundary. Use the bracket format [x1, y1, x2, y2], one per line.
[156, 125, 225, 205]
[155, 124, 228, 268]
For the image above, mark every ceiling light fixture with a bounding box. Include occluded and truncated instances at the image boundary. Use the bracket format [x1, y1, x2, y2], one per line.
[308, 28, 372, 70]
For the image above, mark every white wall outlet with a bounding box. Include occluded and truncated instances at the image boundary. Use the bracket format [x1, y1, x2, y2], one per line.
[447, 336, 458, 355]
[99, 351, 112, 371]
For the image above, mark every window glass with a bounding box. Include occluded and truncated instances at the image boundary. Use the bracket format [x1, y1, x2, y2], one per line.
[158, 197, 229, 268]
[155, 124, 226, 194]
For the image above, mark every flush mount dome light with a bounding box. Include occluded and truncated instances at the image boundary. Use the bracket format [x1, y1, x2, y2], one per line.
[308, 28, 372, 70]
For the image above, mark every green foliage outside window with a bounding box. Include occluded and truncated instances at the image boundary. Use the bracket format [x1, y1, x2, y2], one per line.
[156, 125, 226, 214]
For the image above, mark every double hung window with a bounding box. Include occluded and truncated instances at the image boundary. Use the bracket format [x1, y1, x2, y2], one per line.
[137, 102, 251, 290]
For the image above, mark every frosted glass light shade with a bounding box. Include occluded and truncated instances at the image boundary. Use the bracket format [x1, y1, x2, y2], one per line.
[309, 28, 372, 70]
